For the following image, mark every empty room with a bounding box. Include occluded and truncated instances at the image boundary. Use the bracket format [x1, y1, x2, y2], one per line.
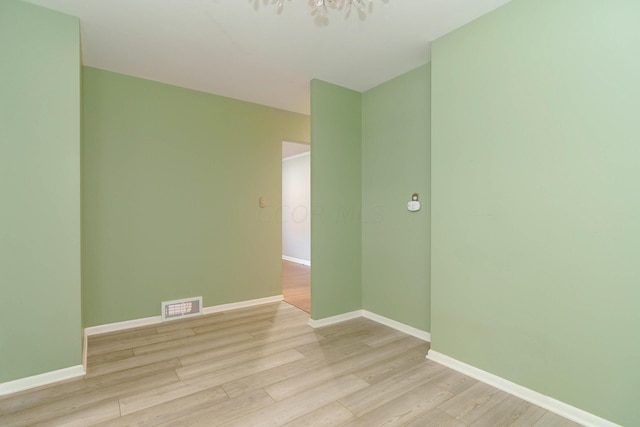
[0, 0, 637, 426]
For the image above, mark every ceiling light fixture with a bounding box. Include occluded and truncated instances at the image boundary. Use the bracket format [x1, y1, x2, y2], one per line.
[271, 0, 377, 24]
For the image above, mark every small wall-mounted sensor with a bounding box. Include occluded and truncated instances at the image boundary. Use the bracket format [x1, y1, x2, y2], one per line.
[259, 197, 267, 208]
[408, 193, 421, 212]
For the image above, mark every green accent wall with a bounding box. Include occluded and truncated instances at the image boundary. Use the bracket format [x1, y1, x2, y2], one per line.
[431, 0, 639, 424]
[362, 64, 431, 331]
[82, 67, 309, 327]
[0, 0, 81, 382]
[310, 80, 362, 319]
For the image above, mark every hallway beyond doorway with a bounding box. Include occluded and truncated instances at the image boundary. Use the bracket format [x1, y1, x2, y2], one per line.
[282, 260, 310, 313]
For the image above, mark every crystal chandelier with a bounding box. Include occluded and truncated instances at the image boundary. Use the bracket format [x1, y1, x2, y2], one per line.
[272, 0, 375, 23]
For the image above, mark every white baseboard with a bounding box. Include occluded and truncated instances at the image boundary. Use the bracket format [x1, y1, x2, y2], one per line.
[362, 311, 431, 342]
[84, 314, 162, 336]
[202, 295, 283, 315]
[282, 255, 311, 266]
[426, 350, 620, 427]
[84, 295, 284, 337]
[308, 310, 363, 328]
[308, 309, 431, 342]
[0, 365, 85, 397]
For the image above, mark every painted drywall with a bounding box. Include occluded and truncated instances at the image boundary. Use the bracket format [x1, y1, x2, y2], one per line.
[431, 0, 640, 425]
[282, 152, 311, 263]
[361, 64, 431, 333]
[0, 0, 81, 382]
[362, 64, 431, 331]
[82, 67, 309, 327]
[310, 70, 431, 327]
[310, 80, 362, 319]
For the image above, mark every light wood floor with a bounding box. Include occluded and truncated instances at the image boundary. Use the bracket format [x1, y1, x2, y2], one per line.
[282, 260, 310, 313]
[0, 302, 582, 426]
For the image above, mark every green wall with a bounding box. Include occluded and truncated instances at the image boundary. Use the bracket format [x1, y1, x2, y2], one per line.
[431, 0, 639, 424]
[310, 80, 362, 319]
[0, 0, 81, 382]
[310, 72, 431, 328]
[82, 67, 309, 327]
[362, 64, 431, 332]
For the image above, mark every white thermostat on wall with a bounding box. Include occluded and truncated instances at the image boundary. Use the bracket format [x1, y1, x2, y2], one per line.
[407, 193, 421, 212]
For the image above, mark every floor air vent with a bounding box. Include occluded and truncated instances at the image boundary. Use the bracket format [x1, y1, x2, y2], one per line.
[161, 296, 203, 321]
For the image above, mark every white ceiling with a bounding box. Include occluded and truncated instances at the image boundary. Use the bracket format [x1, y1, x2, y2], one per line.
[25, 0, 511, 115]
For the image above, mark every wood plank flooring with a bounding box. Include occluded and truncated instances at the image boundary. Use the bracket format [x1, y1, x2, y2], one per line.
[0, 302, 583, 426]
[282, 260, 310, 313]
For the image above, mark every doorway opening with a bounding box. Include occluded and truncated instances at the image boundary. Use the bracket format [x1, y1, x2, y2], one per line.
[282, 141, 311, 313]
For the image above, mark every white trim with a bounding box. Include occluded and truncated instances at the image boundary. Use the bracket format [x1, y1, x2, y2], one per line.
[0, 365, 85, 396]
[202, 295, 283, 315]
[282, 255, 311, 266]
[426, 350, 620, 427]
[85, 295, 284, 337]
[362, 311, 431, 342]
[282, 151, 310, 162]
[308, 310, 431, 343]
[308, 310, 363, 328]
[84, 315, 161, 336]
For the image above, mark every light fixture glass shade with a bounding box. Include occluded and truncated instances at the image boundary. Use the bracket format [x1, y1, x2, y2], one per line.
[268, 0, 377, 24]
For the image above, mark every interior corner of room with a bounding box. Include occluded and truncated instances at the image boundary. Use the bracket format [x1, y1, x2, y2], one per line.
[1, 0, 638, 425]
